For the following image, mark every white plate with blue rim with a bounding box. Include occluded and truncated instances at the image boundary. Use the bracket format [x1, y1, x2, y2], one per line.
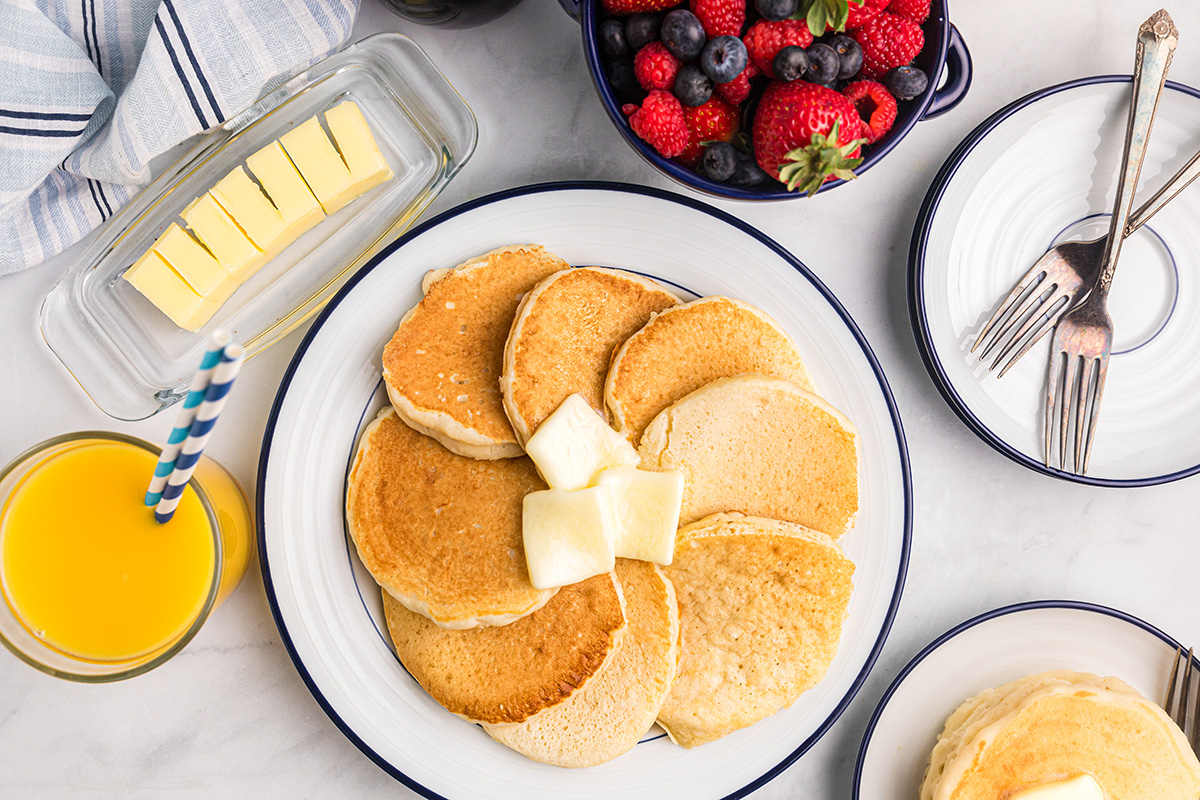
[853, 600, 1198, 798]
[910, 76, 1200, 486]
[257, 182, 911, 799]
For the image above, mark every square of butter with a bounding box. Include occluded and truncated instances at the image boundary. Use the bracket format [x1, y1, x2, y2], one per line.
[182, 193, 263, 281]
[152, 223, 233, 300]
[245, 140, 325, 242]
[596, 466, 683, 565]
[210, 166, 287, 251]
[524, 394, 638, 491]
[123, 251, 219, 331]
[279, 116, 353, 214]
[522, 487, 615, 590]
[323, 101, 394, 211]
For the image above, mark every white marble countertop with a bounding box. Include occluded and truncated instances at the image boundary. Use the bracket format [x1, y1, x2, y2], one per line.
[3, 1, 1200, 796]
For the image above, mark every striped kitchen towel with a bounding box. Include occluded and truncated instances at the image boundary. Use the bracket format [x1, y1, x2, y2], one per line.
[0, 0, 359, 275]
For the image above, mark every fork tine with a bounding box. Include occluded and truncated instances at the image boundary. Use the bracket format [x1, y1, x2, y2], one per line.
[972, 270, 1048, 355]
[976, 277, 1053, 359]
[1167, 646, 1183, 717]
[1059, 353, 1081, 471]
[1079, 356, 1109, 476]
[1183, 649, 1194, 741]
[1045, 349, 1063, 467]
[979, 283, 1063, 363]
[1190, 649, 1200, 749]
[1074, 357, 1096, 474]
[995, 304, 1067, 378]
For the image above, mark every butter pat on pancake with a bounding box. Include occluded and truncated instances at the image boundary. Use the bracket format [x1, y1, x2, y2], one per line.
[605, 296, 817, 445]
[382, 245, 569, 459]
[383, 572, 626, 725]
[483, 559, 680, 767]
[657, 513, 854, 748]
[502, 267, 680, 443]
[347, 407, 553, 628]
[639, 374, 859, 538]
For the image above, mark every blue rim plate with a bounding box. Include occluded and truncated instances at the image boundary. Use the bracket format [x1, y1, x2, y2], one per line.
[853, 599, 1199, 798]
[256, 181, 911, 798]
[909, 75, 1200, 486]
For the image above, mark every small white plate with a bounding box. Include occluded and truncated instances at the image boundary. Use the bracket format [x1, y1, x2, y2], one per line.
[258, 182, 911, 798]
[853, 601, 1195, 798]
[911, 76, 1200, 485]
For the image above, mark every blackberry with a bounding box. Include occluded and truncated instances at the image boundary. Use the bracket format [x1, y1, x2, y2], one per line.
[673, 65, 713, 107]
[661, 10, 706, 62]
[700, 36, 748, 83]
[771, 46, 809, 82]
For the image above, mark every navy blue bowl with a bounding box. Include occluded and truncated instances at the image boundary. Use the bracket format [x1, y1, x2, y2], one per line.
[574, 0, 972, 200]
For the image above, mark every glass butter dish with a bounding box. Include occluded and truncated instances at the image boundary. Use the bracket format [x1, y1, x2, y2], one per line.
[41, 33, 477, 420]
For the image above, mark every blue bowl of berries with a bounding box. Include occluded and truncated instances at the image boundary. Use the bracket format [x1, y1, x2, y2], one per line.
[573, 0, 972, 199]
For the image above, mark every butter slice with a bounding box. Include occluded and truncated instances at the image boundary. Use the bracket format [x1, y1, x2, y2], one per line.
[152, 223, 234, 301]
[524, 394, 639, 491]
[279, 116, 353, 214]
[210, 166, 287, 251]
[596, 466, 683, 565]
[124, 251, 218, 331]
[323, 101, 393, 211]
[1009, 776, 1105, 800]
[246, 140, 325, 242]
[522, 487, 616, 590]
[182, 193, 264, 282]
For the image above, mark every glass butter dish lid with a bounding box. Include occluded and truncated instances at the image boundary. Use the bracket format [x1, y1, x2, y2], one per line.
[41, 33, 477, 420]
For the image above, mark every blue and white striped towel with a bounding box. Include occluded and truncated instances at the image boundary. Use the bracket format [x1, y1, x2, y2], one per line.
[0, 0, 359, 275]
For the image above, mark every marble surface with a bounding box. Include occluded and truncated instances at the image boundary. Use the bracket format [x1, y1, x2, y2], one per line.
[3, 1, 1200, 797]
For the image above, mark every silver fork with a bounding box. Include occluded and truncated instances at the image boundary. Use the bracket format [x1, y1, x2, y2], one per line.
[1045, 9, 1178, 474]
[1164, 646, 1200, 756]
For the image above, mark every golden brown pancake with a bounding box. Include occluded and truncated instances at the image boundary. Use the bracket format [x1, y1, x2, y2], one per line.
[501, 267, 679, 443]
[347, 407, 553, 629]
[483, 559, 680, 766]
[638, 374, 859, 538]
[382, 572, 626, 725]
[382, 244, 568, 459]
[657, 513, 855, 748]
[605, 296, 817, 445]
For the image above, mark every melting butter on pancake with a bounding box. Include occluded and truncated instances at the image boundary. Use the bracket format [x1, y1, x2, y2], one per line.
[383, 572, 626, 725]
[638, 374, 859, 538]
[501, 266, 679, 444]
[605, 296, 817, 445]
[483, 559, 680, 766]
[921, 670, 1200, 800]
[382, 244, 569, 459]
[347, 407, 554, 629]
[657, 513, 854, 748]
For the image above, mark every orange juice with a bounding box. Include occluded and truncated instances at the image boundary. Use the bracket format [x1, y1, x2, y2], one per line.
[0, 434, 253, 673]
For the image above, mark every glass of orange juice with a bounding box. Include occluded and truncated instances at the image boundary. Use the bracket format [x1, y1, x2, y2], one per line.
[0, 431, 253, 681]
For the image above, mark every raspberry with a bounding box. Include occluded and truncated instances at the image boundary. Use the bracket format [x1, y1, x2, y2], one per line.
[624, 90, 690, 158]
[842, 81, 897, 143]
[634, 42, 682, 92]
[715, 60, 758, 105]
[601, 0, 680, 13]
[846, 0, 891, 30]
[853, 12, 923, 80]
[743, 19, 813, 79]
[886, 0, 929, 23]
[691, 0, 745, 38]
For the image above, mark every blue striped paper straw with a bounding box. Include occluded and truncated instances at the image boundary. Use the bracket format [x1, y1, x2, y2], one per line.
[154, 343, 245, 525]
[145, 330, 232, 506]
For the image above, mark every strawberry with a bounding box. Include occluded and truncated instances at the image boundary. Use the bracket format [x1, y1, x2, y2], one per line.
[715, 60, 759, 105]
[800, 0, 890, 35]
[602, 0, 682, 14]
[678, 97, 740, 167]
[743, 20, 813, 79]
[624, 90, 690, 158]
[752, 80, 866, 194]
[634, 42, 682, 92]
[853, 12, 924, 79]
[842, 80, 897, 143]
[888, 0, 929, 23]
[691, 0, 744, 38]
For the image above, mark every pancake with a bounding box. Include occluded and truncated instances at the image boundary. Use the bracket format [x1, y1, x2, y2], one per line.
[921, 670, 1200, 800]
[657, 513, 855, 748]
[382, 244, 569, 459]
[501, 267, 680, 443]
[638, 374, 859, 538]
[383, 572, 627, 725]
[347, 407, 553, 629]
[483, 559, 680, 767]
[605, 296, 817, 445]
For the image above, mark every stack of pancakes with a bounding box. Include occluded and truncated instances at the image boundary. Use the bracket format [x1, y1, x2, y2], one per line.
[921, 670, 1200, 799]
[346, 244, 860, 766]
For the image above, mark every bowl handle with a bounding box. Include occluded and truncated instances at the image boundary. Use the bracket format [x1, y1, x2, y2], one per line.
[558, 0, 581, 20]
[923, 24, 972, 120]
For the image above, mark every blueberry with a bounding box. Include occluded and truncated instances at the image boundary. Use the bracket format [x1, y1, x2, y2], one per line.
[700, 36, 748, 83]
[625, 13, 660, 52]
[700, 142, 738, 181]
[771, 46, 809, 82]
[805, 43, 839, 84]
[599, 20, 631, 61]
[728, 152, 769, 186]
[884, 65, 928, 101]
[827, 34, 862, 80]
[606, 59, 643, 101]
[754, 0, 799, 21]
[673, 65, 713, 107]
[661, 10, 706, 62]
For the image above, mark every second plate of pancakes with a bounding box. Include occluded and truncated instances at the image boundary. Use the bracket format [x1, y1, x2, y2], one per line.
[258, 182, 911, 799]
